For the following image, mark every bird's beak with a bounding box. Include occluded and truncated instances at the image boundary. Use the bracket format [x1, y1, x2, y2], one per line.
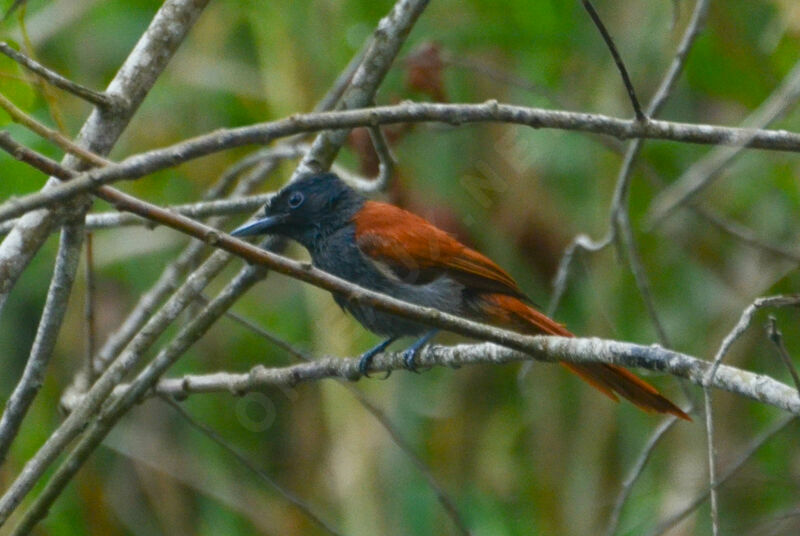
[230, 214, 287, 237]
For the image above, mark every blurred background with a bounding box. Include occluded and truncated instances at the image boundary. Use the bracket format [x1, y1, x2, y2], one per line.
[1, 0, 800, 534]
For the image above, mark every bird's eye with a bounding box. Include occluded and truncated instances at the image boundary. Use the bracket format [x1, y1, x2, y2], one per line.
[288, 192, 304, 209]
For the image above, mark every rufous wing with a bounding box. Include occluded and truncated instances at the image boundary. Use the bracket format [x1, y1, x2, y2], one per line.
[353, 201, 529, 300]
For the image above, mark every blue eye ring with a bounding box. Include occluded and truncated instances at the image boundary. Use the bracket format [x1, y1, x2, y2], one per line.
[288, 191, 304, 209]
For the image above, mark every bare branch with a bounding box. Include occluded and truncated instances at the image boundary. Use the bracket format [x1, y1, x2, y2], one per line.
[53, 338, 800, 416]
[83, 232, 96, 383]
[0, 42, 120, 109]
[0, 221, 83, 464]
[5, 100, 800, 225]
[703, 387, 720, 536]
[12, 139, 798, 421]
[350, 124, 396, 193]
[10, 139, 800, 419]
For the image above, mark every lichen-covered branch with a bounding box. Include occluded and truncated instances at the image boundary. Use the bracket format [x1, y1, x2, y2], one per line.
[56, 337, 800, 417]
[5, 100, 800, 225]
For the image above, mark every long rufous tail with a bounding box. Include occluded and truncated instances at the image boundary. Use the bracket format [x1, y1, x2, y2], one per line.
[481, 294, 690, 421]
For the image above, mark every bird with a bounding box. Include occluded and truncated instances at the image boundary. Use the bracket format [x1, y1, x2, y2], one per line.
[231, 172, 690, 420]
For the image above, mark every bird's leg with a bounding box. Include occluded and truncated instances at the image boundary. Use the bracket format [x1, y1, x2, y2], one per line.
[358, 336, 397, 377]
[402, 330, 439, 372]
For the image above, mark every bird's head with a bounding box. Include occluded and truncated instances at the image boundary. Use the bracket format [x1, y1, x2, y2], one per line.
[230, 172, 363, 249]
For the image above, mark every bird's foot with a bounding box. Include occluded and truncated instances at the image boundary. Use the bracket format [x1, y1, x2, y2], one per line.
[401, 330, 438, 373]
[357, 337, 397, 378]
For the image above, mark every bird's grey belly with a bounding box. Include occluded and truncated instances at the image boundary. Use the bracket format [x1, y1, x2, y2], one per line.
[333, 275, 465, 337]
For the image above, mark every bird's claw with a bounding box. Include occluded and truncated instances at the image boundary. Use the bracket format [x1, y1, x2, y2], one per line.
[400, 330, 438, 373]
[358, 353, 392, 380]
[357, 353, 373, 378]
[357, 337, 397, 379]
[402, 347, 420, 373]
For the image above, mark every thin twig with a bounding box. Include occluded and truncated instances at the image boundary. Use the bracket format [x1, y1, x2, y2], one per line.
[343, 386, 472, 535]
[766, 316, 800, 394]
[0, 89, 111, 167]
[694, 206, 800, 263]
[161, 396, 344, 536]
[0, 42, 120, 109]
[353, 124, 396, 193]
[84, 231, 96, 383]
[0, 221, 84, 465]
[548, 233, 613, 316]
[551, 0, 709, 325]
[647, 0, 709, 118]
[0, 193, 278, 236]
[201, 295, 312, 361]
[615, 210, 671, 345]
[581, 0, 645, 120]
[707, 295, 800, 382]
[703, 386, 720, 536]
[605, 0, 710, 347]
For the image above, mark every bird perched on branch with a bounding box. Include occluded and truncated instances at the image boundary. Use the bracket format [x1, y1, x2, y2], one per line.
[231, 172, 689, 420]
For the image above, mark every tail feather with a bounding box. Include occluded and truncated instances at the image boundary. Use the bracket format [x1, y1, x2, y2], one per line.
[481, 294, 690, 421]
